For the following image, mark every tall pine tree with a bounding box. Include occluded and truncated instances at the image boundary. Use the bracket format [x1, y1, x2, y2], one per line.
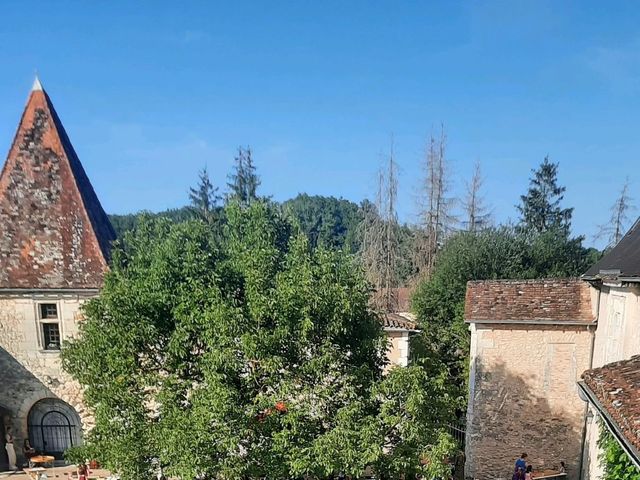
[189, 167, 220, 224]
[227, 146, 260, 205]
[462, 160, 491, 232]
[517, 156, 573, 234]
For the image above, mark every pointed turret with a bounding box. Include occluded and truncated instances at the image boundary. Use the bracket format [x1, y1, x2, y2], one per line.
[0, 80, 116, 289]
[32, 75, 43, 92]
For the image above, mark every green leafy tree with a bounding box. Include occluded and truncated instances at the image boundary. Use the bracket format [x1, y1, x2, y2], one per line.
[63, 203, 455, 480]
[189, 167, 221, 224]
[227, 146, 260, 205]
[598, 424, 640, 480]
[517, 156, 573, 234]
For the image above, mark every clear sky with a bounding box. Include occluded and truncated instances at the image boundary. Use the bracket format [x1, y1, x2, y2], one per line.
[0, 1, 639, 247]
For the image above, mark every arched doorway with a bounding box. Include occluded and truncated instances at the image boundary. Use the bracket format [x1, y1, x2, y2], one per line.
[28, 399, 81, 459]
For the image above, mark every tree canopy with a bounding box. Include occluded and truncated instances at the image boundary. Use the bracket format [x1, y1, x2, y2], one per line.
[281, 194, 362, 252]
[109, 207, 193, 239]
[63, 203, 455, 480]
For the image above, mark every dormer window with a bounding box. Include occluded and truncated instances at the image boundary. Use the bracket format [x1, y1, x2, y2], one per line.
[38, 303, 61, 350]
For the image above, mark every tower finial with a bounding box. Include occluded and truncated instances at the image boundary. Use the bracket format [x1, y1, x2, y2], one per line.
[32, 75, 43, 92]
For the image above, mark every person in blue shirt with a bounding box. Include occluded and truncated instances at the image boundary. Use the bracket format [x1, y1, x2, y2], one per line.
[513, 453, 528, 480]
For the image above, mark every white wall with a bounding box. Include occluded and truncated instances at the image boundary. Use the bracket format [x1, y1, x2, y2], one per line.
[584, 282, 640, 480]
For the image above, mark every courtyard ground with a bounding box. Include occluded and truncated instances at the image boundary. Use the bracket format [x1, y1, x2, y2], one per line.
[0, 466, 111, 480]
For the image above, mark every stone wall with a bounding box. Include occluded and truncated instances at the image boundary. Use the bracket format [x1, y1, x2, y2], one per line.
[465, 323, 594, 480]
[385, 330, 410, 371]
[0, 291, 94, 466]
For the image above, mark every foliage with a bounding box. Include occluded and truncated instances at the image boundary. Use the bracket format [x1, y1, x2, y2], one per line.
[63, 203, 456, 479]
[109, 207, 193, 239]
[189, 167, 221, 224]
[282, 194, 363, 252]
[517, 156, 573, 234]
[412, 226, 598, 403]
[227, 146, 260, 205]
[598, 423, 640, 480]
[370, 362, 456, 479]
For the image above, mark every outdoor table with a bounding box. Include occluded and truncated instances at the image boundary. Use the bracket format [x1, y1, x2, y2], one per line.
[534, 472, 567, 479]
[29, 455, 55, 468]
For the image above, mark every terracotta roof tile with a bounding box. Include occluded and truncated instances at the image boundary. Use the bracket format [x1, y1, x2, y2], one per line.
[0, 83, 115, 289]
[383, 312, 417, 330]
[464, 278, 594, 323]
[582, 356, 640, 455]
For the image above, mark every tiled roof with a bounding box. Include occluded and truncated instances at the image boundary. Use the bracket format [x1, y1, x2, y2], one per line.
[582, 356, 640, 457]
[374, 287, 417, 331]
[464, 278, 594, 324]
[583, 218, 640, 281]
[0, 82, 116, 289]
[383, 312, 417, 331]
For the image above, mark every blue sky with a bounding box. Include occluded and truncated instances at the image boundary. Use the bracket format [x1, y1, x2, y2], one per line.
[0, 1, 639, 247]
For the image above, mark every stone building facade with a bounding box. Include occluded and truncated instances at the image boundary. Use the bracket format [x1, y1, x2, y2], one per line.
[383, 312, 416, 370]
[0, 79, 115, 469]
[465, 279, 596, 479]
[465, 218, 640, 480]
[378, 288, 418, 371]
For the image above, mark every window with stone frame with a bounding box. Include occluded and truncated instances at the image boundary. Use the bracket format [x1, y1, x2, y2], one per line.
[38, 303, 61, 351]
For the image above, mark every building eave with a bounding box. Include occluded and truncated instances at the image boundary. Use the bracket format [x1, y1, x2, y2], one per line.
[581, 275, 640, 284]
[383, 327, 421, 333]
[0, 288, 100, 297]
[465, 318, 597, 327]
[577, 381, 640, 469]
[619, 277, 640, 283]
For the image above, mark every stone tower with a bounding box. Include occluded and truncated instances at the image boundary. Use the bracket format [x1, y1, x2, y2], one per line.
[0, 79, 115, 468]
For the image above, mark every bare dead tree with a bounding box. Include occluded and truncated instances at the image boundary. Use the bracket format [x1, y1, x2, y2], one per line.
[462, 160, 492, 232]
[361, 143, 400, 311]
[596, 178, 635, 248]
[413, 126, 456, 280]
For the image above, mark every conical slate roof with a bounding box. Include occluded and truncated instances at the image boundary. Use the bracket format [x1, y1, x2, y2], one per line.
[0, 80, 116, 289]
